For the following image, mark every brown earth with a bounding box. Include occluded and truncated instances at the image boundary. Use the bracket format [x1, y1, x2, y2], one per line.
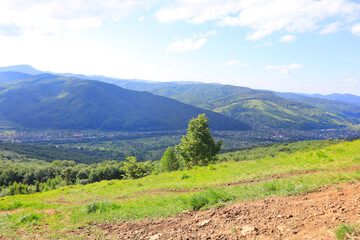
[68, 182, 360, 240]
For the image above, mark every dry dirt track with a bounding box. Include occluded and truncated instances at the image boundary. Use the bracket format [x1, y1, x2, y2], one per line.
[70, 182, 360, 240]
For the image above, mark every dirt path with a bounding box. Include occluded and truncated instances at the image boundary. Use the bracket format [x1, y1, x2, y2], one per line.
[68, 182, 360, 239]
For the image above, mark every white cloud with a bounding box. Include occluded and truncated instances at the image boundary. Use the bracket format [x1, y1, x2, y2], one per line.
[344, 78, 359, 83]
[0, 0, 157, 36]
[0, 22, 23, 37]
[166, 38, 207, 53]
[351, 23, 360, 36]
[156, 0, 360, 40]
[265, 63, 302, 74]
[139, 16, 144, 22]
[320, 22, 341, 34]
[279, 34, 296, 42]
[194, 30, 216, 38]
[2, 0, 360, 40]
[167, 30, 217, 53]
[220, 60, 250, 66]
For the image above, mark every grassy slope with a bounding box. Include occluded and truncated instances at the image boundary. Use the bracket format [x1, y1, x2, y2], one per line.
[1, 139, 360, 238]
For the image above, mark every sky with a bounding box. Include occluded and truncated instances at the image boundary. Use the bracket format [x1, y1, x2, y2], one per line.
[0, 0, 360, 95]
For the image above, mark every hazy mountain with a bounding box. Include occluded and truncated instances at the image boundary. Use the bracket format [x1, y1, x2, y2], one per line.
[0, 73, 251, 131]
[0, 71, 34, 84]
[309, 93, 360, 106]
[0, 65, 201, 91]
[0, 65, 43, 75]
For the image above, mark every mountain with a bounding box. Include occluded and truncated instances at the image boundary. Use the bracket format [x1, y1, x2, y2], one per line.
[145, 84, 355, 130]
[274, 92, 360, 124]
[0, 64, 43, 75]
[1, 65, 359, 131]
[0, 65, 199, 91]
[309, 93, 360, 106]
[0, 71, 34, 84]
[0, 72, 250, 131]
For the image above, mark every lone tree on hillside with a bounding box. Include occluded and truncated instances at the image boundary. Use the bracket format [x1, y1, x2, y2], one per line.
[176, 114, 222, 168]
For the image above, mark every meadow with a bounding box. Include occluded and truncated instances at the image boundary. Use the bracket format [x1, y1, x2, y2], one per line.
[1, 139, 360, 239]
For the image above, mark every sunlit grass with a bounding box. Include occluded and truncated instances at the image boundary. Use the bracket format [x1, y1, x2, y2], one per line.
[0, 140, 360, 238]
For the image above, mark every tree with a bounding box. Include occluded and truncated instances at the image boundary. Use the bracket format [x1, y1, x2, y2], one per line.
[121, 156, 153, 179]
[176, 114, 222, 168]
[160, 147, 180, 171]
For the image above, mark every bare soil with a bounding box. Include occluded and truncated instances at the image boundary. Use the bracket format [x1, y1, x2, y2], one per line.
[70, 182, 360, 240]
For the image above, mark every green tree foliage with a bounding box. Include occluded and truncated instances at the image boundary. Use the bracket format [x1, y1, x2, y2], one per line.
[121, 156, 153, 179]
[160, 147, 180, 171]
[176, 114, 222, 168]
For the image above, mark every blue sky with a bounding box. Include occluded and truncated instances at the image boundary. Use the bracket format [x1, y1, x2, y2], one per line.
[0, 0, 360, 94]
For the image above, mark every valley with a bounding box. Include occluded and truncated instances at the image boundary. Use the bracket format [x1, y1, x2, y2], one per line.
[0, 66, 360, 239]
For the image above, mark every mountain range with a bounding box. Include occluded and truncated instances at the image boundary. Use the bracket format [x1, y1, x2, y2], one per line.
[0, 71, 250, 131]
[0, 64, 359, 131]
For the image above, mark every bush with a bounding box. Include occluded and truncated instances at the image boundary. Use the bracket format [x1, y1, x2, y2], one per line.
[122, 156, 153, 179]
[189, 188, 234, 211]
[8, 182, 29, 196]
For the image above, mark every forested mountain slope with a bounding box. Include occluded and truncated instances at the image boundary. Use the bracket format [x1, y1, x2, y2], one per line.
[147, 84, 353, 130]
[0, 73, 250, 131]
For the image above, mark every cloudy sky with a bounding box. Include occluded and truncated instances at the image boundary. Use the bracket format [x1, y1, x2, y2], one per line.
[1, 0, 360, 94]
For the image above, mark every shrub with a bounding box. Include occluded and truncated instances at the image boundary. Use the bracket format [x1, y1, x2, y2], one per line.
[122, 157, 153, 179]
[8, 182, 29, 196]
[189, 188, 234, 211]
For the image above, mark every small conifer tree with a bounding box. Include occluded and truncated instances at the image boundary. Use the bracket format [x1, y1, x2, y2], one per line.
[176, 114, 222, 168]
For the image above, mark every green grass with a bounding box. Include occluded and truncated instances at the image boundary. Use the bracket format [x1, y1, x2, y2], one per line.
[1, 139, 360, 238]
[188, 188, 234, 210]
[85, 200, 121, 214]
[335, 224, 359, 239]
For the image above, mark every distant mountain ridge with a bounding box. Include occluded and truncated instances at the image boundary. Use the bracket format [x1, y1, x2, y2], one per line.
[144, 84, 358, 130]
[0, 72, 251, 131]
[1, 65, 360, 131]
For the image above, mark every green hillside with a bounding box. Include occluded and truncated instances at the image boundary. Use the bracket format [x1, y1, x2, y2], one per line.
[275, 92, 360, 124]
[1, 139, 360, 239]
[0, 73, 250, 131]
[149, 84, 352, 130]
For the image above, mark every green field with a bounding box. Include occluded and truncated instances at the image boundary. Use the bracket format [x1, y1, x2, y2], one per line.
[1, 139, 360, 239]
